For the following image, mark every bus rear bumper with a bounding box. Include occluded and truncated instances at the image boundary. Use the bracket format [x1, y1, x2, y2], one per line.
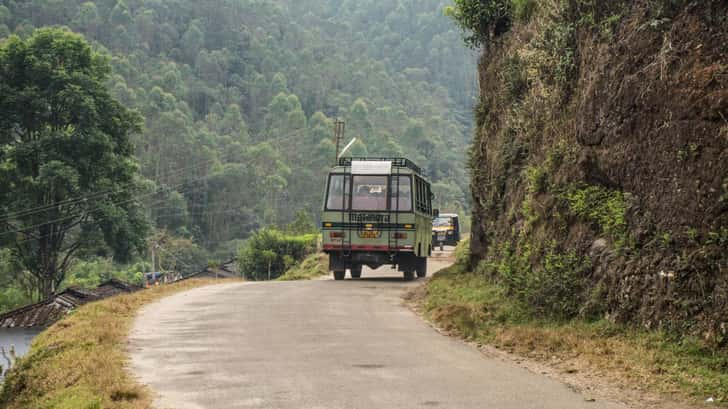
[323, 244, 414, 252]
[325, 248, 416, 271]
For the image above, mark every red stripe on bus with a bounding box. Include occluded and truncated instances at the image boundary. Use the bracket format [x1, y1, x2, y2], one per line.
[323, 244, 413, 251]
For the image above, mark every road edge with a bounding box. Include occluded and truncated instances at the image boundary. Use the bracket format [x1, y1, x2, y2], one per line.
[0, 278, 240, 409]
[403, 271, 705, 409]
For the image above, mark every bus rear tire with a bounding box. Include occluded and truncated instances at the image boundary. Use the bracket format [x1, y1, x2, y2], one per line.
[415, 257, 427, 278]
[350, 265, 362, 279]
[333, 270, 346, 281]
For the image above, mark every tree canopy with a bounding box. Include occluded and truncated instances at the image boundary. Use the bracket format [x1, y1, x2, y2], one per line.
[0, 27, 147, 297]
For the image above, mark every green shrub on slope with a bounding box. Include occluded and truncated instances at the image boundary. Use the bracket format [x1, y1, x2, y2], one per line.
[237, 229, 317, 281]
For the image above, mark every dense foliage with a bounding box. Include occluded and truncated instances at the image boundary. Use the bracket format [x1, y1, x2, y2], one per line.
[1, 0, 475, 235]
[445, 0, 513, 47]
[0, 28, 147, 298]
[237, 229, 317, 281]
[0, 0, 476, 310]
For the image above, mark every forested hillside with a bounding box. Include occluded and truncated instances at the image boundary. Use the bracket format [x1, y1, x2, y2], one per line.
[454, 0, 727, 344]
[0, 0, 476, 309]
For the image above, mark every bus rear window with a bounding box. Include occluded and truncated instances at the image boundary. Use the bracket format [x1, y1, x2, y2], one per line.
[391, 176, 412, 211]
[326, 174, 350, 210]
[352, 176, 388, 211]
[326, 174, 414, 212]
[433, 217, 453, 227]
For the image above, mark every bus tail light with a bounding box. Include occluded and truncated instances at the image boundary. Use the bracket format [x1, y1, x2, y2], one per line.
[329, 232, 344, 238]
[392, 232, 407, 239]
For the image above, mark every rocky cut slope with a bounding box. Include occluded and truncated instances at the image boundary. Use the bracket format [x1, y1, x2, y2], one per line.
[468, 0, 727, 345]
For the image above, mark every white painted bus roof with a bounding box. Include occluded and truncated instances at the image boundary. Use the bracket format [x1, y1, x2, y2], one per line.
[351, 160, 393, 175]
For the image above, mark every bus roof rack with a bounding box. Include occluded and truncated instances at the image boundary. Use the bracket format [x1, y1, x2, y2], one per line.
[338, 157, 423, 175]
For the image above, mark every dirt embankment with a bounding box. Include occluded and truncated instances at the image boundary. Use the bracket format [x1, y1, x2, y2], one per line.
[0, 278, 236, 409]
[469, 1, 727, 344]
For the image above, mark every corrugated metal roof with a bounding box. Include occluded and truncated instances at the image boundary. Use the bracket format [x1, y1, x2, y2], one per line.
[183, 259, 239, 280]
[93, 279, 143, 298]
[0, 279, 142, 329]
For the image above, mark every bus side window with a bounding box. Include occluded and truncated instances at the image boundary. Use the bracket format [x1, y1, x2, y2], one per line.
[415, 177, 425, 213]
[422, 180, 430, 214]
[326, 174, 350, 210]
[413, 177, 418, 212]
[426, 183, 432, 215]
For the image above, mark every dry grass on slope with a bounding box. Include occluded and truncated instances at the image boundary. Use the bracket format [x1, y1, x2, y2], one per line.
[0, 278, 238, 409]
[277, 253, 329, 281]
[416, 265, 727, 407]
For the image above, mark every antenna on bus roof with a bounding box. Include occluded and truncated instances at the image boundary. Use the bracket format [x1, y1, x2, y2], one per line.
[333, 119, 346, 164]
[338, 137, 357, 159]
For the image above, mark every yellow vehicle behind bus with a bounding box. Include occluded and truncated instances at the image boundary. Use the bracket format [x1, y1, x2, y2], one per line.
[431, 213, 460, 250]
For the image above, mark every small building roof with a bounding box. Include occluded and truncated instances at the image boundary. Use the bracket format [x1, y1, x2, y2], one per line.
[0, 279, 141, 329]
[183, 259, 239, 280]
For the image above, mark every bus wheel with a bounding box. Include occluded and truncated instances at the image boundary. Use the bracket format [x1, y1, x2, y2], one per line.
[350, 265, 362, 279]
[333, 270, 346, 280]
[403, 271, 415, 281]
[415, 257, 427, 278]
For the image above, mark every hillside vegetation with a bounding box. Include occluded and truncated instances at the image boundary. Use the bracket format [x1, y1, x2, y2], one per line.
[0, 0, 476, 311]
[1, 0, 475, 233]
[278, 253, 329, 281]
[453, 0, 727, 347]
[418, 241, 727, 405]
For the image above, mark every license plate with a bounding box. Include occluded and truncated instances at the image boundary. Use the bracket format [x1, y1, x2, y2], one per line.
[437, 234, 446, 241]
[359, 230, 379, 239]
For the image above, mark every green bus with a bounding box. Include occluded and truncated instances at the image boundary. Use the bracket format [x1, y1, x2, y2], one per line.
[321, 157, 436, 281]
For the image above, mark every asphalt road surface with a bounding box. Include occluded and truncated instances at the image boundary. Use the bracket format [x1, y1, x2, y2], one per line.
[129, 253, 627, 409]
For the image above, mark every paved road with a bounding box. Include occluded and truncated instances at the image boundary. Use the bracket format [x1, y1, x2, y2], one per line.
[129, 255, 627, 409]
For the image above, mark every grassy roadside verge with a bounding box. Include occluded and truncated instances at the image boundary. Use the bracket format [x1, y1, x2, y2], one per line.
[277, 253, 329, 281]
[415, 242, 727, 406]
[0, 278, 238, 409]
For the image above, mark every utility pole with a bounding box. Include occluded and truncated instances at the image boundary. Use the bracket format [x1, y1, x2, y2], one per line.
[148, 242, 157, 288]
[333, 119, 346, 164]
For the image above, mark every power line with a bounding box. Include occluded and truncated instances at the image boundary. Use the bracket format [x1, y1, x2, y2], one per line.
[3, 126, 314, 243]
[10, 185, 204, 247]
[3, 164, 230, 240]
[0, 126, 309, 224]
[6, 176, 214, 241]
[0, 150, 231, 224]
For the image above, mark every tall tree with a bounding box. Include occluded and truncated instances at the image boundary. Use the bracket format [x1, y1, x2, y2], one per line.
[0, 28, 148, 298]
